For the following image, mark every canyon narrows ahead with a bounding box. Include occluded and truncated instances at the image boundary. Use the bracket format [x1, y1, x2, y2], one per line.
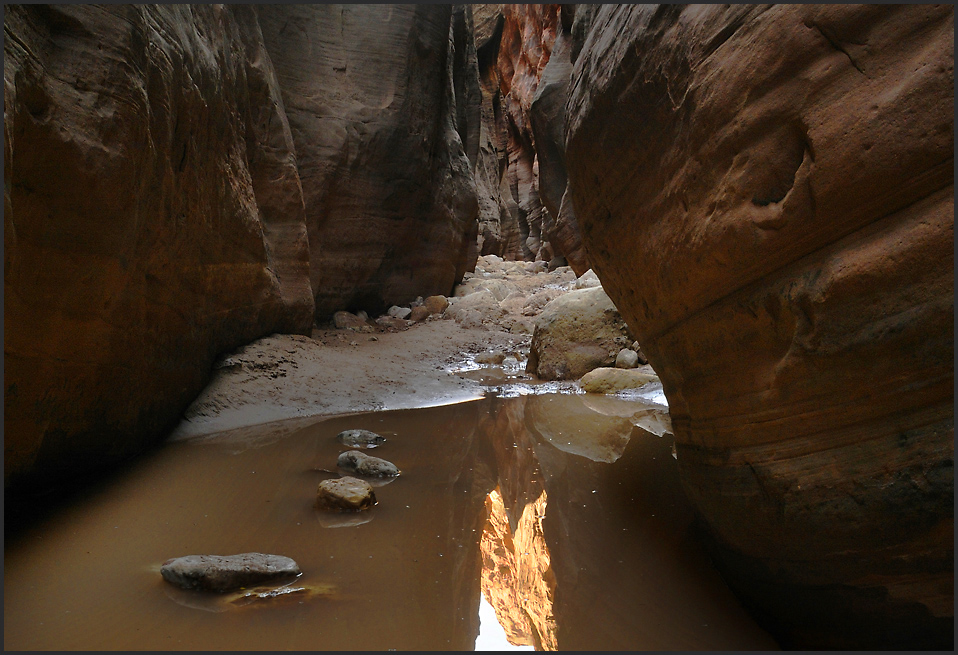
[4, 4, 954, 651]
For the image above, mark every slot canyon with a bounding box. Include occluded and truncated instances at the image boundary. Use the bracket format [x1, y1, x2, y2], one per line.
[4, 4, 953, 651]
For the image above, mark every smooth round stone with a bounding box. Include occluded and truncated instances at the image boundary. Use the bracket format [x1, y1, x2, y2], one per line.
[336, 429, 386, 449]
[615, 348, 640, 369]
[316, 476, 376, 511]
[337, 450, 400, 477]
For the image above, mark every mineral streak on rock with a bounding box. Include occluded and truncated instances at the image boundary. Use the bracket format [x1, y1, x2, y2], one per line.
[566, 4, 954, 649]
[4, 4, 314, 491]
[160, 553, 302, 593]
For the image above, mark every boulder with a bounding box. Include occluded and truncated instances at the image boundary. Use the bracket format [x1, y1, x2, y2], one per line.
[615, 349, 639, 369]
[160, 553, 301, 593]
[526, 287, 634, 380]
[566, 4, 954, 648]
[444, 290, 506, 326]
[387, 306, 413, 320]
[408, 306, 432, 323]
[335, 429, 386, 449]
[423, 295, 450, 315]
[316, 476, 376, 512]
[374, 316, 411, 330]
[574, 270, 602, 290]
[580, 368, 658, 394]
[521, 288, 565, 316]
[337, 451, 400, 477]
[333, 311, 371, 331]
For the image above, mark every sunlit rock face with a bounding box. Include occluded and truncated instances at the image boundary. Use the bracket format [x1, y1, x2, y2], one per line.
[566, 4, 954, 649]
[480, 488, 557, 650]
[3, 5, 313, 490]
[258, 4, 481, 318]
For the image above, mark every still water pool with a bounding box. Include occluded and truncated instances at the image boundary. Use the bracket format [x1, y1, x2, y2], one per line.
[5, 393, 778, 650]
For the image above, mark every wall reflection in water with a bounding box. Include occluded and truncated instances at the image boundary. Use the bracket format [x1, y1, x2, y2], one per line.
[5, 393, 777, 651]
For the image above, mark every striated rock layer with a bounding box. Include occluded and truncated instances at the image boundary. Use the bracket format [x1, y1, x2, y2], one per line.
[258, 5, 480, 318]
[566, 4, 954, 649]
[4, 4, 313, 490]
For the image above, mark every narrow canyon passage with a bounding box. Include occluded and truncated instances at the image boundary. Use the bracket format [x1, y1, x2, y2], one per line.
[4, 393, 777, 651]
[5, 3, 952, 650]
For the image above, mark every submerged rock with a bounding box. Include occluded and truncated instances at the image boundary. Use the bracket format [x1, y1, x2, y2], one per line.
[580, 367, 658, 394]
[164, 580, 336, 613]
[160, 553, 301, 593]
[337, 451, 400, 477]
[336, 429, 386, 448]
[316, 476, 377, 512]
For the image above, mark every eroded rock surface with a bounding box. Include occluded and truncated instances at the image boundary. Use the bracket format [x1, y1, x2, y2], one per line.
[566, 4, 954, 648]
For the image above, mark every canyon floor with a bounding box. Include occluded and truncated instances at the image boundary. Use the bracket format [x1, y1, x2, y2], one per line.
[169, 258, 590, 446]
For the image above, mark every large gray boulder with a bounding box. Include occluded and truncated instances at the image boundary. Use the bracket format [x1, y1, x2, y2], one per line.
[526, 287, 633, 380]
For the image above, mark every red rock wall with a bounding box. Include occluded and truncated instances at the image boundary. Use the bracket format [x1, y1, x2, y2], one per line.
[4, 4, 313, 490]
[473, 4, 588, 272]
[566, 4, 954, 649]
[258, 5, 481, 318]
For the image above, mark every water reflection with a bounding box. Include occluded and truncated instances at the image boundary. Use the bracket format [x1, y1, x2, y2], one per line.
[4, 393, 776, 651]
[481, 488, 556, 650]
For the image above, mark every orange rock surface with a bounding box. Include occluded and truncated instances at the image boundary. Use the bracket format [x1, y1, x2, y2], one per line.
[566, 5, 954, 649]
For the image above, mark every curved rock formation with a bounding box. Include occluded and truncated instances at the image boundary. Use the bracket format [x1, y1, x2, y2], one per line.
[258, 5, 480, 318]
[566, 4, 954, 649]
[4, 5, 313, 490]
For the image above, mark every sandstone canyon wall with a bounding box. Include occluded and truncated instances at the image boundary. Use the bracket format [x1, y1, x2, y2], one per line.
[4, 4, 482, 491]
[565, 4, 954, 649]
[471, 4, 588, 273]
[4, 4, 313, 491]
[258, 4, 481, 318]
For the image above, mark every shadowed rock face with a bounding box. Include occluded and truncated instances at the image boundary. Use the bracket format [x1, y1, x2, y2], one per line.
[258, 5, 480, 319]
[4, 4, 484, 491]
[4, 4, 313, 490]
[566, 4, 954, 649]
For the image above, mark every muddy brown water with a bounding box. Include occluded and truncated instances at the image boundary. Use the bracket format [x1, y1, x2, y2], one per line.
[4, 393, 779, 650]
